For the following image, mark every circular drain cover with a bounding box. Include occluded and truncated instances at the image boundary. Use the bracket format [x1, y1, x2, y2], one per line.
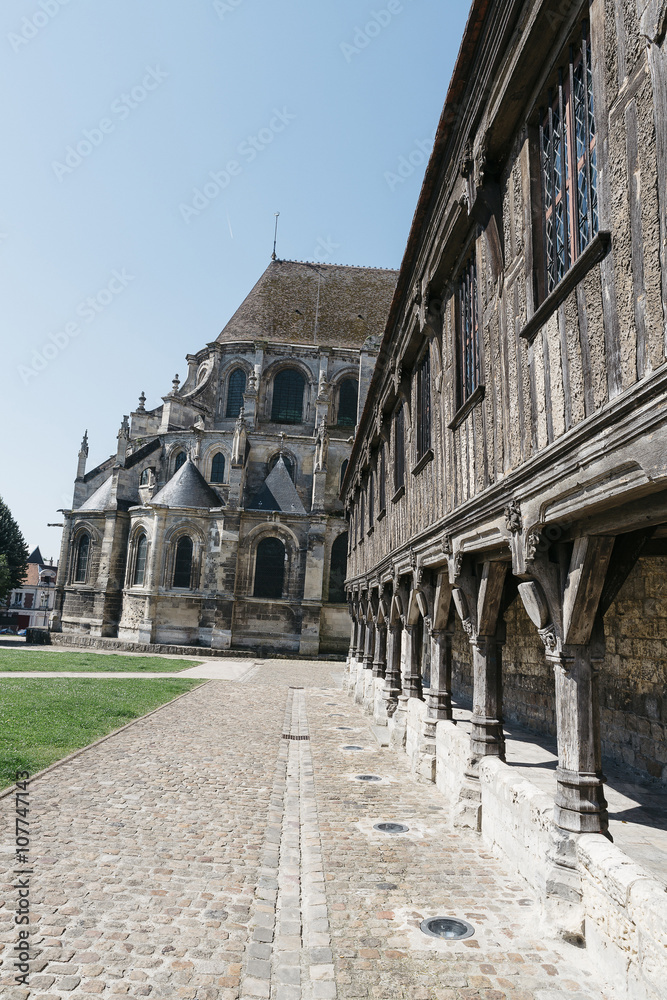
[355, 774, 382, 782]
[420, 917, 475, 940]
[376, 882, 398, 890]
[342, 745, 364, 751]
[374, 822, 409, 834]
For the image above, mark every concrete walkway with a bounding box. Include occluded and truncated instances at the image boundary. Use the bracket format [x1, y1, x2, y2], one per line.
[0, 662, 616, 1000]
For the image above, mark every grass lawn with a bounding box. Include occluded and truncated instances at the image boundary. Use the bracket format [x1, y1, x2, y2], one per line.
[0, 650, 200, 672]
[0, 677, 204, 789]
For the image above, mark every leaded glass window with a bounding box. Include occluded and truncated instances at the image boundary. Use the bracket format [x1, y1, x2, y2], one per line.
[368, 471, 375, 527]
[272, 369, 305, 424]
[226, 369, 246, 418]
[173, 536, 193, 588]
[74, 534, 90, 583]
[394, 404, 405, 491]
[254, 537, 286, 598]
[174, 451, 186, 473]
[337, 379, 358, 426]
[133, 534, 148, 586]
[416, 351, 431, 459]
[379, 444, 386, 511]
[210, 452, 225, 483]
[540, 24, 598, 294]
[340, 459, 349, 492]
[457, 256, 479, 404]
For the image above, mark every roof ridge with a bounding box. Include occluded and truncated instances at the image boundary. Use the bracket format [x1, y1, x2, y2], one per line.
[276, 258, 399, 272]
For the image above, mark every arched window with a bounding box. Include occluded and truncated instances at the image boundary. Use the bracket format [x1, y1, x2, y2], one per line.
[210, 452, 226, 484]
[139, 469, 150, 486]
[226, 368, 247, 418]
[173, 451, 186, 474]
[133, 534, 148, 586]
[271, 369, 305, 424]
[328, 533, 348, 603]
[74, 533, 90, 583]
[172, 536, 193, 588]
[253, 537, 285, 598]
[337, 378, 358, 426]
[340, 459, 349, 491]
[268, 453, 295, 481]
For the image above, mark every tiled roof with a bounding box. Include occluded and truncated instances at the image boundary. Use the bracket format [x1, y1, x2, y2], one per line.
[216, 259, 398, 349]
[150, 458, 222, 509]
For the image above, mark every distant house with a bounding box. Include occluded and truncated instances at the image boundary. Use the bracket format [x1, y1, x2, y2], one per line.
[9, 547, 57, 629]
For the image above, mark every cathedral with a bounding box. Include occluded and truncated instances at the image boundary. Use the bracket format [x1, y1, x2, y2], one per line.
[52, 259, 397, 655]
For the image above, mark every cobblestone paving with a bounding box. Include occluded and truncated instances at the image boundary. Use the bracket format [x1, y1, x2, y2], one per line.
[0, 663, 615, 1000]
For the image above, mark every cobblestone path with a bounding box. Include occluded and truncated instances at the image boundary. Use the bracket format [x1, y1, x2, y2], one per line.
[0, 663, 615, 1000]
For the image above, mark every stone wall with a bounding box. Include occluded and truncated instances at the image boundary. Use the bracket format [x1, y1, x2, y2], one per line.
[601, 555, 667, 781]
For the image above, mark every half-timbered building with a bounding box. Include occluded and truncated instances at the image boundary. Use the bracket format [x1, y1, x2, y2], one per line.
[343, 1, 667, 992]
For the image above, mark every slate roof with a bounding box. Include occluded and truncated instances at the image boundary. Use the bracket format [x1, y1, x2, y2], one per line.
[27, 546, 44, 564]
[216, 259, 398, 349]
[150, 458, 223, 509]
[78, 476, 115, 511]
[247, 456, 307, 514]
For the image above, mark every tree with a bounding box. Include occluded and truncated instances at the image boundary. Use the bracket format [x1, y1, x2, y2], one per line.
[0, 497, 28, 603]
[0, 556, 10, 603]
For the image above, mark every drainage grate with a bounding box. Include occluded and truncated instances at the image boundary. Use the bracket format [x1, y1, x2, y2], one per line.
[354, 774, 382, 782]
[342, 745, 364, 751]
[373, 822, 409, 834]
[420, 917, 475, 940]
[282, 734, 310, 741]
[289, 686, 304, 690]
[336, 726, 355, 731]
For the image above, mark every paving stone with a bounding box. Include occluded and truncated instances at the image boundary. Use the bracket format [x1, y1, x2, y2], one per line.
[0, 664, 618, 1000]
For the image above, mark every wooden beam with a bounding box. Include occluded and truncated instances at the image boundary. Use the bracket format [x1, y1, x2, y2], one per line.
[562, 536, 614, 645]
[477, 561, 508, 635]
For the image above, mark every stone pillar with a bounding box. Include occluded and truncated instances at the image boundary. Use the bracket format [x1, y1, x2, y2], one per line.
[469, 626, 506, 760]
[355, 619, 366, 665]
[426, 628, 453, 721]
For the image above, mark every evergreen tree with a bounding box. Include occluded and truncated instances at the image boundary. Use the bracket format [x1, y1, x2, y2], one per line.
[0, 497, 28, 601]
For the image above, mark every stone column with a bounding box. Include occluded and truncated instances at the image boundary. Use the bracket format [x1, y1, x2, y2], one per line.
[469, 626, 506, 760]
[426, 628, 453, 721]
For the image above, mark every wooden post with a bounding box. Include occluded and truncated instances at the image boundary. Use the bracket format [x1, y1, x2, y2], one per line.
[402, 623, 422, 699]
[470, 627, 506, 759]
[372, 623, 387, 677]
[383, 622, 402, 715]
[363, 619, 375, 669]
[427, 629, 453, 720]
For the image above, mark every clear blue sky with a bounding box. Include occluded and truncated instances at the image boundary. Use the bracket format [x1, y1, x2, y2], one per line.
[2, 0, 469, 559]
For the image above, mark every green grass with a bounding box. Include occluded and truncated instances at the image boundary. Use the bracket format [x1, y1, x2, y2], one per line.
[0, 650, 200, 672]
[0, 678, 204, 789]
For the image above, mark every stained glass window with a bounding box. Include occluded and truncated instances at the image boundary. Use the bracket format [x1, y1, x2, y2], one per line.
[226, 369, 246, 418]
[328, 533, 348, 603]
[173, 536, 193, 588]
[540, 24, 598, 294]
[254, 537, 286, 598]
[272, 369, 305, 424]
[174, 451, 186, 473]
[133, 535, 148, 586]
[74, 534, 90, 583]
[337, 379, 358, 426]
[210, 452, 225, 483]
